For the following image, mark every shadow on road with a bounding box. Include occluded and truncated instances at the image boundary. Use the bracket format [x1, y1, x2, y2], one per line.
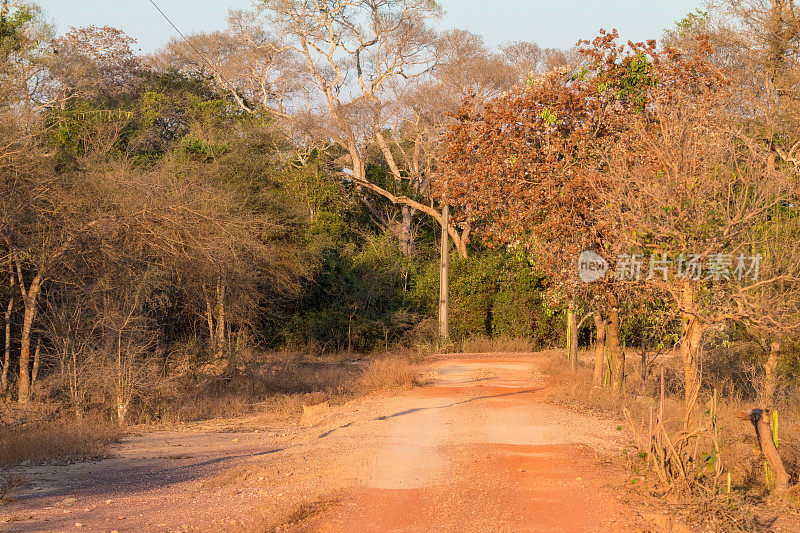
[317, 387, 542, 439]
[18, 447, 284, 504]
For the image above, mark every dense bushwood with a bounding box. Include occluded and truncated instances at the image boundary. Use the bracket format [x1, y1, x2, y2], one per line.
[2, 7, 800, 509]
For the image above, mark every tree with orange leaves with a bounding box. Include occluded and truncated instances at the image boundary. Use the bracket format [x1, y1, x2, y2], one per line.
[438, 31, 626, 385]
[441, 29, 800, 423]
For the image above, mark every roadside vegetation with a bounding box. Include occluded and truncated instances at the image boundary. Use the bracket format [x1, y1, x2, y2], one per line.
[1, 0, 800, 528]
[543, 349, 800, 530]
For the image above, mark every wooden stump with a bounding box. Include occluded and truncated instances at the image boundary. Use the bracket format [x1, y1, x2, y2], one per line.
[745, 408, 790, 494]
[300, 392, 329, 426]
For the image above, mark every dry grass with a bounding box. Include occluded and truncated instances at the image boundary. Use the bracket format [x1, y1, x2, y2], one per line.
[270, 499, 338, 532]
[459, 336, 534, 353]
[0, 352, 418, 468]
[156, 393, 303, 424]
[540, 349, 800, 531]
[349, 357, 415, 395]
[540, 351, 675, 421]
[542, 351, 800, 486]
[0, 414, 122, 467]
[0, 472, 28, 502]
[146, 352, 416, 424]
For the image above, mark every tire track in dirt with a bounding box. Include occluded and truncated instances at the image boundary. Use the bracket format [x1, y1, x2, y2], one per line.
[305, 356, 635, 532]
[2, 354, 640, 532]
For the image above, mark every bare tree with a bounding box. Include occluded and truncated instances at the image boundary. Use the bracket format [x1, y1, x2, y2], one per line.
[500, 40, 579, 83]
[1, 257, 13, 391]
[41, 284, 100, 417]
[152, 11, 305, 117]
[2, 187, 104, 404]
[49, 25, 142, 104]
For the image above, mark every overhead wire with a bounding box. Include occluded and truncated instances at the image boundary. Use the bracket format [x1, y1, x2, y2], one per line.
[144, 0, 241, 99]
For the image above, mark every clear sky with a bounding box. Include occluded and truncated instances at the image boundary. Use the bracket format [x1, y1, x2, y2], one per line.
[36, 1, 704, 54]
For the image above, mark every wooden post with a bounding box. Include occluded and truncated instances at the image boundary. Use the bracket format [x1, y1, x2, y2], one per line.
[438, 202, 450, 345]
[567, 302, 577, 370]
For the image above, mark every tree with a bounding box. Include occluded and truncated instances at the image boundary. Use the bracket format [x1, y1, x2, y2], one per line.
[586, 32, 800, 424]
[438, 54, 626, 383]
[153, 11, 304, 117]
[161, 1, 477, 261]
[0, 152, 105, 403]
[438, 28, 800, 414]
[500, 40, 578, 83]
[249, 0, 442, 258]
[50, 25, 142, 104]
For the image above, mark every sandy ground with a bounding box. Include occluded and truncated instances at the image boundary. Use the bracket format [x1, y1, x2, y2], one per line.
[2, 354, 648, 532]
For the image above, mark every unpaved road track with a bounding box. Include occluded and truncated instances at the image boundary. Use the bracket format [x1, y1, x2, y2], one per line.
[2, 354, 640, 532]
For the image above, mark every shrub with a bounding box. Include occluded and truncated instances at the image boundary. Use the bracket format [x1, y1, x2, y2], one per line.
[350, 357, 415, 394]
[0, 414, 122, 467]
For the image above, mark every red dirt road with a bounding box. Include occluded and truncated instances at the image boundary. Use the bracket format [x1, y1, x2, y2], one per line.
[3, 355, 643, 532]
[311, 444, 622, 532]
[305, 357, 633, 532]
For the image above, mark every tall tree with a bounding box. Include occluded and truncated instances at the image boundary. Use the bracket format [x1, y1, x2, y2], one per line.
[438, 53, 625, 384]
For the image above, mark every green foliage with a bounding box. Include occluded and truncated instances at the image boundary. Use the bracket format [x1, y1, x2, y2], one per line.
[539, 107, 557, 126]
[412, 249, 558, 346]
[282, 233, 418, 353]
[0, 2, 33, 58]
[616, 52, 656, 111]
[665, 9, 710, 41]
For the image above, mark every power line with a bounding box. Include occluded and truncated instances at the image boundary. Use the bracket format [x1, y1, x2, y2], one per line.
[144, 0, 237, 93]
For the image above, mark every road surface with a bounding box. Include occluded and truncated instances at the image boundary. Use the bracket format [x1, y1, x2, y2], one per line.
[3, 354, 639, 532]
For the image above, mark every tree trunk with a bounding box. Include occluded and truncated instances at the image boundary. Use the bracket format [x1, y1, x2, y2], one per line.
[373, 127, 418, 259]
[215, 279, 225, 356]
[398, 205, 417, 259]
[567, 303, 578, 371]
[70, 342, 82, 419]
[30, 337, 41, 389]
[438, 203, 450, 344]
[1, 260, 12, 392]
[763, 342, 779, 409]
[18, 299, 37, 404]
[348, 309, 353, 355]
[13, 254, 43, 404]
[640, 341, 648, 393]
[607, 294, 624, 394]
[749, 409, 790, 494]
[205, 290, 215, 352]
[593, 312, 606, 388]
[679, 281, 703, 428]
[117, 401, 128, 426]
[454, 234, 468, 259]
[227, 321, 237, 371]
[116, 332, 129, 426]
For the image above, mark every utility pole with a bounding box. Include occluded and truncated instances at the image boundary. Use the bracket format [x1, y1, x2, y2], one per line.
[438, 196, 450, 345]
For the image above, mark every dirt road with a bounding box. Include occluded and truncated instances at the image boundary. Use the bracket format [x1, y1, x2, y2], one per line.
[2, 355, 641, 532]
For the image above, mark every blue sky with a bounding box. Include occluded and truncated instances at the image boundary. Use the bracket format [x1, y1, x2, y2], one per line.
[36, 1, 704, 53]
